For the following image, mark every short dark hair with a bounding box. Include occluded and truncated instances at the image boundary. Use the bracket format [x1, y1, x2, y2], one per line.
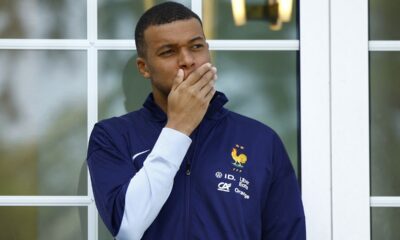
[135, 1, 203, 57]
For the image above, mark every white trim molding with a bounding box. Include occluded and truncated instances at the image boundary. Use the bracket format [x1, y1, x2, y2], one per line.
[87, 0, 99, 239]
[300, 0, 332, 239]
[0, 39, 90, 49]
[330, 0, 370, 239]
[369, 41, 400, 51]
[208, 40, 299, 51]
[371, 197, 400, 207]
[0, 39, 299, 51]
[0, 196, 93, 206]
[191, 0, 202, 19]
[95, 40, 136, 50]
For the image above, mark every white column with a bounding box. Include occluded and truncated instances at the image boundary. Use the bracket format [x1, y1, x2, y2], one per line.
[330, 0, 370, 239]
[300, 0, 332, 239]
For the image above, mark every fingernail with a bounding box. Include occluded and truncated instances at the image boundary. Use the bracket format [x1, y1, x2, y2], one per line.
[214, 74, 218, 80]
[212, 67, 217, 73]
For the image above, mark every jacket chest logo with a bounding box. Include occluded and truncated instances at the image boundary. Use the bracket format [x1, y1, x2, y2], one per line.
[231, 144, 247, 172]
[215, 173, 250, 199]
[213, 144, 251, 200]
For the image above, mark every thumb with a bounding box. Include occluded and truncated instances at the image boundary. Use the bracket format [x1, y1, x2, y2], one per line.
[172, 69, 184, 90]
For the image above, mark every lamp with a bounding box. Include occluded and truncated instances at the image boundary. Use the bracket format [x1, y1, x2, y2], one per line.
[231, 0, 247, 26]
[279, 0, 294, 22]
[231, 0, 294, 30]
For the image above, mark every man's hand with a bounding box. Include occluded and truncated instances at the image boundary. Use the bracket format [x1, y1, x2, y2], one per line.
[165, 63, 217, 136]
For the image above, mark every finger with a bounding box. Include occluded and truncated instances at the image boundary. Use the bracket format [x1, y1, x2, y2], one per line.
[199, 78, 215, 98]
[184, 62, 212, 85]
[172, 69, 184, 90]
[204, 87, 216, 103]
[193, 67, 217, 91]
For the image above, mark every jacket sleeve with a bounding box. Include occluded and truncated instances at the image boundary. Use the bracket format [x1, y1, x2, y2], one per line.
[87, 124, 191, 240]
[262, 133, 306, 240]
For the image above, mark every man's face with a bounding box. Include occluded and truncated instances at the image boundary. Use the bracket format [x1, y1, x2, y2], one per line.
[136, 18, 211, 99]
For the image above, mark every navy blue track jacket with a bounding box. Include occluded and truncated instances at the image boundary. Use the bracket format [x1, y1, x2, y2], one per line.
[87, 92, 306, 239]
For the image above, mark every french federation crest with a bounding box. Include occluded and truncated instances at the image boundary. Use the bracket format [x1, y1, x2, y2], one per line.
[231, 144, 247, 171]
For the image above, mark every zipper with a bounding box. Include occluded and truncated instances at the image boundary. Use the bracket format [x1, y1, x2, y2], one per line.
[184, 125, 202, 239]
[184, 160, 191, 240]
[185, 162, 191, 176]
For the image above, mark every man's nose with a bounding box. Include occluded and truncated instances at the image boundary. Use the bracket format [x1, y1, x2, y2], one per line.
[178, 49, 195, 70]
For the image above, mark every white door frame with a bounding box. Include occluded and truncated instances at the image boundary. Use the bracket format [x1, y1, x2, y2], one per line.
[300, 0, 332, 239]
[301, 0, 370, 239]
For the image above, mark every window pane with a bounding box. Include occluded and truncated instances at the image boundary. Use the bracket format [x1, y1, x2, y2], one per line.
[372, 207, 400, 240]
[0, 0, 86, 39]
[98, 50, 152, 120]
[203, 0, 298, 39]
[214, 51, 299, 172]
[99, 214, 114, 240]
[98, 0, 191, 39]
[0, 206, 86, 240]
[0, 50, 87, 195]
[369, 0, 400, 40]
[370, 52, 400, 196]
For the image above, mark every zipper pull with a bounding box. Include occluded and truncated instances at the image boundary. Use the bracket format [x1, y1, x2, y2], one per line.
[185, 162, 191, 176]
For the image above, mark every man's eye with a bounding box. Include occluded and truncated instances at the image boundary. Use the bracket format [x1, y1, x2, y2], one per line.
[192, 44, 204, 49]
[160, 50, 174, 56]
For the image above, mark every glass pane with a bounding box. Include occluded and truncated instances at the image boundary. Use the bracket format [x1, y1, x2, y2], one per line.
[372, 207, 400, 240]
[370, 52, 400, 196]
[203, 0, 298, 39]
[99, 214, 114, 240]
[0, 206, 86, 240]
[369, 0, 400, 40]
[0, 0, 86, 39]
[98, 0, 191, 39]
[214, 51, 299, 172]
[98, 50, 152, 120]
[0, 50, 87, 195]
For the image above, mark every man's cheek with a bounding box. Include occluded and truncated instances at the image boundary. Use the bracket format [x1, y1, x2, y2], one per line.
[203, 50, 212, 65]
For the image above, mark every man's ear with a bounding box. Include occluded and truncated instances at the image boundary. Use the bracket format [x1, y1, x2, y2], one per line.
[136, 57, 151, 79]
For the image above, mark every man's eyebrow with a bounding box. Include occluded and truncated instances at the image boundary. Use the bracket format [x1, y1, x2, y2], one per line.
[157, 44, 174, 50]
[188, 36, 205, 43]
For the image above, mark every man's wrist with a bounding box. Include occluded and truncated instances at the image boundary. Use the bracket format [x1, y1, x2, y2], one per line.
[165, 121, 193, 136]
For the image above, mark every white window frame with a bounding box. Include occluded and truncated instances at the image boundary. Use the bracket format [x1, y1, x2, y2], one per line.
[368, 15, 400, 240]
[3, 0, 400, 239]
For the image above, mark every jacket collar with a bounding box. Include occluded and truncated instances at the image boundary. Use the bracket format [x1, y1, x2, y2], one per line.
[142, 91, 229, 122]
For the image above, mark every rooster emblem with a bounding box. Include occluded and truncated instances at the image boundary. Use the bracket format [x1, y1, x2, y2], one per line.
[231, 145, 247, 168]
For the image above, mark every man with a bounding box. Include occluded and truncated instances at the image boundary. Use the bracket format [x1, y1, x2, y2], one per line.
[87, 2, 305, 240]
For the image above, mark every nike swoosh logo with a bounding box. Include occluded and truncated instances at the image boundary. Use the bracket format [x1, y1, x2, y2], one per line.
[132, 149, 150, 161]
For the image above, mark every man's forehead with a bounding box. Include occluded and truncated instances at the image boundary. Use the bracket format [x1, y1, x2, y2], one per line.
[143, 19, 205, 47]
